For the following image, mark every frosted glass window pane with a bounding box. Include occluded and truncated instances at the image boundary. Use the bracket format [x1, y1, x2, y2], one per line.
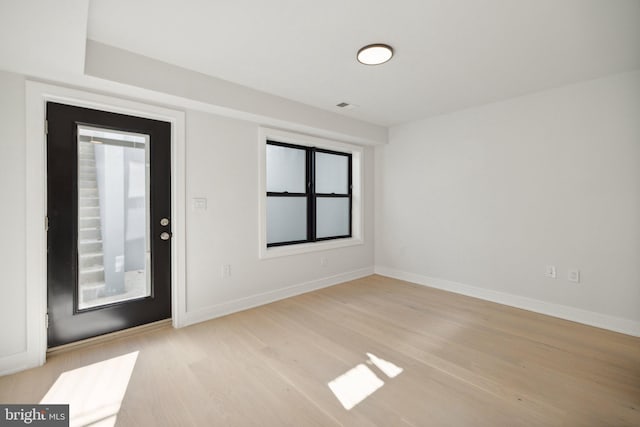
[267, 145, 306, 193]
[316, 198, 350, 239]
[315, 152, 348, 194]
[267, 197, 307, 244]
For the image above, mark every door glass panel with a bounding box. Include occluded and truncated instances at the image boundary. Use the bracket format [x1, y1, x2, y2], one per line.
[266, 144, 306, 193]
[316, 197, 350, 239]
[77, 125, 151, 310]
[315, 152, 349, 194]
[266, 196, 307, 244]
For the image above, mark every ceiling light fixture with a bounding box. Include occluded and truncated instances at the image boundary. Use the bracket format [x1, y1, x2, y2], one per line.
[357, 44, 394, 65]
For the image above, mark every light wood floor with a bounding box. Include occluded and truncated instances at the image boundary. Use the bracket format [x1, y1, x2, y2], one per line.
[1, 275, 639, 426]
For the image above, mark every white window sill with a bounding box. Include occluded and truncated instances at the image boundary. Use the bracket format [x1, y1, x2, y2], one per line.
[259, 237, 363, 259]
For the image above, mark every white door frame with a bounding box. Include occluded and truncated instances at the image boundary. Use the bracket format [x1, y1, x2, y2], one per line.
[25, 81, 187, 367]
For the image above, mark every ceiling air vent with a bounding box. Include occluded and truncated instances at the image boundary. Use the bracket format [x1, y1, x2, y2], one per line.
[336, 102, 358, 110]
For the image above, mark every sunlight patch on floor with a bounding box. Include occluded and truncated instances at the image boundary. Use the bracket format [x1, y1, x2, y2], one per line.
[328, 363, 384, 410]
[328, 353, 403, 410]
[366, 352, 403, 378]
[40, 351, 139, 427]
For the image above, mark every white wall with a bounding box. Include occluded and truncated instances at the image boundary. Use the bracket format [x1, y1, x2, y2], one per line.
[0, 68, 375, 372]
[376, 70, 640, 333]
[184, 111, 374, 321]
[0, 70, 26, 358]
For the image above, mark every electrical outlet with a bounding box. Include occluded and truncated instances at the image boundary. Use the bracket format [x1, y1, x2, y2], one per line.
[221, 264, 231, 278]
[320, 257, 328, 267]
[568, 269, 580, 283]
[544, 265, 556, 279]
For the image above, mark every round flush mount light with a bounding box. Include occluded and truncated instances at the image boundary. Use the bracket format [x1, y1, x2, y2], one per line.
[357, 43, 394, 65]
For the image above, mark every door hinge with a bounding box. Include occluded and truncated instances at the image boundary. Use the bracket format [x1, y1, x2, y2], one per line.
[45, 119, 48, 135]
[45, 313, 49, 329]
[45, 216, 49, 232]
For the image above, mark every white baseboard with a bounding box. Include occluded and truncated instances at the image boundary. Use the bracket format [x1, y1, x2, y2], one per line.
[375, 266, 640, 337]
[183, 266, 375, 327]
[0, 351, 34, 377]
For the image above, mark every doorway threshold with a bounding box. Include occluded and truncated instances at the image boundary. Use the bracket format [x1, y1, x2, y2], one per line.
[47, 318, 172, 357]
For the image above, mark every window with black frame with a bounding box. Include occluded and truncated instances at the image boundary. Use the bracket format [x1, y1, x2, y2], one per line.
[266, 140, 352, 247]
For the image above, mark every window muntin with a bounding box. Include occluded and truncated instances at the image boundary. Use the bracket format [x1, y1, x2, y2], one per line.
[266, 141, 352, 247]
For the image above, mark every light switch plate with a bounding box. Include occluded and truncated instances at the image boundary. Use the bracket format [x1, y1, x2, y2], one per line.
[193, 198, 207, 211]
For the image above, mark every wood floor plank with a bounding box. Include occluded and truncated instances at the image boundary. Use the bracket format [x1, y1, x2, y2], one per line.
[0, 275, 638, 426]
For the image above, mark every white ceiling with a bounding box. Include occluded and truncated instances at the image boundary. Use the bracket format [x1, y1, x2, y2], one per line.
[0, 0, 88, 78]
[88, 0, 640, 126]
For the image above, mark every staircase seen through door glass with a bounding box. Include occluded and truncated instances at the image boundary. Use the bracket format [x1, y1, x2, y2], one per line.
[77, 125, 151, 310]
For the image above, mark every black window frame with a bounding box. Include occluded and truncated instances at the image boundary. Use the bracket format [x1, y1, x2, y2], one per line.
[266, 140, 352, 247]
